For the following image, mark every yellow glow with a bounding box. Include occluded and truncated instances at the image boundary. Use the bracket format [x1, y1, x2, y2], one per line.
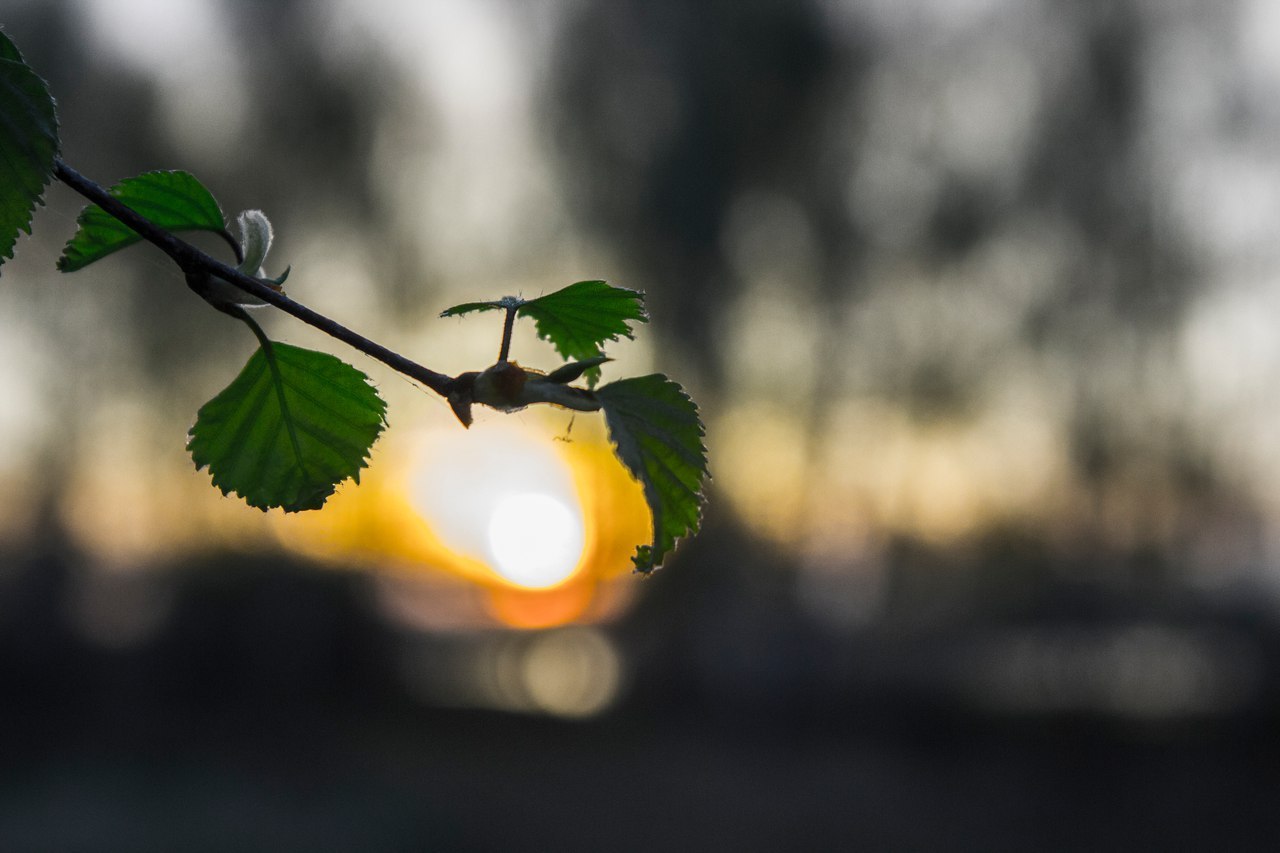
[272, 409, 650, 630]
[717, 396, 1070, 552]
[716, 402, 808, 542]
[60, 400, 277, 570]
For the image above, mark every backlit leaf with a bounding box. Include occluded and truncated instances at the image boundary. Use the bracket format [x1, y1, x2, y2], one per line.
[597, 374, 707, 572]
[59, 170, 226, 272]
[440, 284, 644, 387]
[0, 30, 59, 274]
[519, 280, 646, 376]
[188, 342, 387, 512]
[439, 299, 506, 318]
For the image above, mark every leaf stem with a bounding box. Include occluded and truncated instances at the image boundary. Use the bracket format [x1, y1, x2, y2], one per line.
[232, 304, 274, 353]
[52, 158, 458, 399]
[498, 303, 517, 362]
[218, 227, 245, 265]
[234, 308, 311, 482]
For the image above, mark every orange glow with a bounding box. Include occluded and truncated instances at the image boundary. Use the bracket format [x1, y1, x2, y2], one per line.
[272, 409, 651, 630]
[485, 580, 596, 630]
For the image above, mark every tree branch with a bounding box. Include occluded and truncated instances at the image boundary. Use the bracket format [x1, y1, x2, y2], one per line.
[52, 158, 457, 399]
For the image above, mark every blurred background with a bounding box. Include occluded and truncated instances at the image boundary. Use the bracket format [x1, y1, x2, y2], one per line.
[4, 0, 1280, 849]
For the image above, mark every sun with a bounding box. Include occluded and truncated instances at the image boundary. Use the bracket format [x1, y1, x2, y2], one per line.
[408, 420, 588, 589]
[487, 492, 584, 588]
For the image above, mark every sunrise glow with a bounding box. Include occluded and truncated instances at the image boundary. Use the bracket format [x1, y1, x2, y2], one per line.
[269, 409, 650, 630]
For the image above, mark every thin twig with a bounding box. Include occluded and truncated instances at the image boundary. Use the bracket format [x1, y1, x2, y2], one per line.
[52, 158, 457, 399]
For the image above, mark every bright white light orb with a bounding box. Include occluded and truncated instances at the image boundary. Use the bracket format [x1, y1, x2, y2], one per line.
[487, 492, 584, 589]
[409, 422, 588, 588]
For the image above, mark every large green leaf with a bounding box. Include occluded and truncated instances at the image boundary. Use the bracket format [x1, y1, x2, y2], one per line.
[188, 342, 387, 512]
[519, 280, 647, 367]
[58, 170, 226, 272]
[597, 374, 707, 572]
[0, 30, 59, 274]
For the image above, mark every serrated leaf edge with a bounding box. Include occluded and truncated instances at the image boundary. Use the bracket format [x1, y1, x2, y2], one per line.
[598, 374, 708, 572]
[0, 38, 60, 269]
[188, 343, 388, 513]
[57, 170, 227, 272]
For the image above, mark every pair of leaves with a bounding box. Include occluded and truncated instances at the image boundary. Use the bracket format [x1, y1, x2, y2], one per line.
[50, 164, 386, 516]
[0, 29, 59, 273]
[445, 280, 707, 572]
[0, 35, 230, 278]
[0, 30, 229, 274]
[0, 28, 385, 517]
[442, 280, 647, 386]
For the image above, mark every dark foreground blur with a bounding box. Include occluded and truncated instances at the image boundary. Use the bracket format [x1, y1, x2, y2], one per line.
[2, 519, 1279, 852]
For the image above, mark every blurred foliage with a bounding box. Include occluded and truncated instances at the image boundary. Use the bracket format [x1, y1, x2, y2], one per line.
[547, 0, 844, 385]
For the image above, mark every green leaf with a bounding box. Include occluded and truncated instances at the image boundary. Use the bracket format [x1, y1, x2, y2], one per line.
[544, 355, 611, 385]
[520, 279, 646, 365]
[0, 30, 59, 274]
[597, 374, 707, 572]
[439, 299, 506, 318]
[440, 284, 644, 386]
[0, 30, 20, 61]
[188, 342, 387, 512]
[58, 170, 226, 272]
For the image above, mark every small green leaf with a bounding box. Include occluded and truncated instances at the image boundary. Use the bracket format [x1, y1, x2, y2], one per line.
[544, 355, 611, 385]
[440, 284, 643, 386]
[0, 30, 59, 274]
[597, 374, 707, 572]
[439, 300, 506, 318]
[188, 342, 387, 512]
[59, 170, 227, 272]
[517, 281, 646, 387]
